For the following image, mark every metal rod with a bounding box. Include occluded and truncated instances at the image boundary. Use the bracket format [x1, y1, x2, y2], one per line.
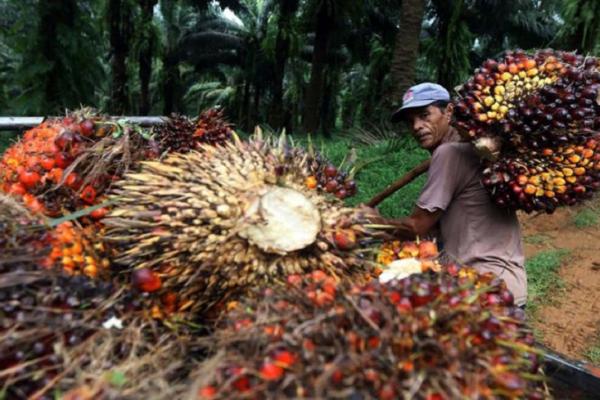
[0, 116, 167, 131]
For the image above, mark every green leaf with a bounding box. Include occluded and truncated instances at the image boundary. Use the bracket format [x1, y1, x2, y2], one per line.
[46, 200, 117, 228]
[106, 370, 127, 387]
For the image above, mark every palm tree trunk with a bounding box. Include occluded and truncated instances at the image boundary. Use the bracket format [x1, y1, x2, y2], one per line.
[269, 0, 299, 130]
[303, 1, 332, 134]
[389, 0, 425, 104]
[138, 0, 157, 115]
[109, 0, 132, 114]
[39, 1, 76, 113]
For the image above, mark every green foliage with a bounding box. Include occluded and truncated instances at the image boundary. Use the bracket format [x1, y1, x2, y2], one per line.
[558, 0, 600, 54]
[0, 132, 18, 153]
[585, 339, 600, 366]
[524, 234, 551, 245]
[319, 135, 429, 218]
[7, 1, 107, 115]
[525, 249, 569, 315]
[572, 207, 600, 228]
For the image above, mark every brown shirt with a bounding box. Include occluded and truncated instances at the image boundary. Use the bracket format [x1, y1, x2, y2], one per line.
[416, 141, 527, 305]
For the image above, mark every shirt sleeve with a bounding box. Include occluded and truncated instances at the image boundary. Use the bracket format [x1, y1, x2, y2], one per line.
[416, 144, 462, 213]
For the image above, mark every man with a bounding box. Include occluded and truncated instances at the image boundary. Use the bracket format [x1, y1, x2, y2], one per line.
[377, 82, 527, 306]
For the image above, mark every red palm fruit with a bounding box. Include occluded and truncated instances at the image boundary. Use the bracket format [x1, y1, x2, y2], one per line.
[8, 182, 26, 195]
[260, 363, 284, 381]
[330, 369, 343, 384]
[399, 242, 419, 258]
[39, 155, 55, 171]
[197, 385, 217, 399]
[335, 188, 348, 199]
[79, 120, 95, 136]
[79, 185, 97, 204]
[232, 376, 251, 392]
[379, 384, 397, 400]
[54, 152, 72, 169]
[54, 130, 75, 150]
[273, 350, 297, 368]
[418, 241, 438, 259]
[333, 229, 357, 250]
[19, 170, 41, 188]
[324, 164, 338, 177]
[89, 207, 108, 219]
[325, 179, 338, 192]
[131, 268, 162, 292]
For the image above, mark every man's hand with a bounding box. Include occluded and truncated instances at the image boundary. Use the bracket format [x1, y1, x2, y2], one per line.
[362, 206, 442, 240]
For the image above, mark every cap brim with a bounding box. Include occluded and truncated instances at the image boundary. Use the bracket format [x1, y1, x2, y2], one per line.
[390, 99, 439, 123]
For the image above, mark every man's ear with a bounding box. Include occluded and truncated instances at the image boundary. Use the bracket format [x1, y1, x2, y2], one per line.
[445, 102, 454, 117]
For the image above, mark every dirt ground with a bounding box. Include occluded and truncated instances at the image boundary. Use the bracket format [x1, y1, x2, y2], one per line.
[520, 203, 600, 362]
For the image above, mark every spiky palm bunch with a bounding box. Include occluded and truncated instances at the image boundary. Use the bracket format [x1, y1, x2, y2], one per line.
[104, 134, 382, 314]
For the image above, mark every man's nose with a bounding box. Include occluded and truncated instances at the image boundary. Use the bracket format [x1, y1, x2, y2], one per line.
[413, 118, 424, 132]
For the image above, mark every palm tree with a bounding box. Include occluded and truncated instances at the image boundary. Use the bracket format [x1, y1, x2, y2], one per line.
[158, 0, 198, 114]
[558, 0, 600, 54]
[269, 0, 300, 130]
[176, 0, 276, 128]
[390, 0, 425, 104]
[108, 0, 134, 114]
[137, 0, 158, 115]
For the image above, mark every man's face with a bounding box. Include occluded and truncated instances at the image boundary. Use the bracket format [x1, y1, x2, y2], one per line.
[404, 104, 453, 151]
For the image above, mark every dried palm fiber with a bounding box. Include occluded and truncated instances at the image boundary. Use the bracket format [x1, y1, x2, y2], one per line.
[0, 192, 51, 263]
[103, 132, 383, 315]
[189, 266, 546, 400]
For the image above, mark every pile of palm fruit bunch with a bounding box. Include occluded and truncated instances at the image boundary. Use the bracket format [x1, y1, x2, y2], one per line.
[189, 267, 544, 399]
[454, 49, 600, 213]
[103, 132, 377, 317]
[0, 108, 236, 277]
[0, 108, 234, 218]
[0, 194, 204, 399]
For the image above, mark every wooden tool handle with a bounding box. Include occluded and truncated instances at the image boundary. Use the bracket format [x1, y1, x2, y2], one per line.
[366, 159, 431, 207]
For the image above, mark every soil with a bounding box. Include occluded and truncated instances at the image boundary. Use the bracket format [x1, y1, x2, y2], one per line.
[519, 202, 600, 363]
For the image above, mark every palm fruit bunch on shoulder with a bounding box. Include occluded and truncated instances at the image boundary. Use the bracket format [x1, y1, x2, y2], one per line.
[192, 268, 543, 400]
[103, 134, 381, 316]
[454, 49, 600, 212]
[481, 136, 600, 212]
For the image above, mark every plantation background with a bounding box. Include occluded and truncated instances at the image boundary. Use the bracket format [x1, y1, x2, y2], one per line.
[1, 0, 600, 366]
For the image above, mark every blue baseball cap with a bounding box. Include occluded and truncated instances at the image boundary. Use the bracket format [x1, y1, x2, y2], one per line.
[391, 83, 450, 122]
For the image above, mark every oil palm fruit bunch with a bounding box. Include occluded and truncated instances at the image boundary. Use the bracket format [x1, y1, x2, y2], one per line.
[481, 136, 600, 212]
[303, 153, 358, 199]
[0, 109, 144, 217]
[152, 109, 233, 154]
[192, 268, 543, 400]
[193, 108, 233, 146]
[454, 49, 600, 212]
[376, 239, 442, 283]
[0, 193, 50, 261]
[0, 263, 204, 400]
[43, 221, 110, 278]
[103, 133, 381, 315]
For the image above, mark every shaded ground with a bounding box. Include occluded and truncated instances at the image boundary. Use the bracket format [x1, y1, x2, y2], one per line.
[520, 202, 600, 362]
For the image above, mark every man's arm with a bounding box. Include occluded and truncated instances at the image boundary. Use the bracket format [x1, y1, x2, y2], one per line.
[372, 206, 442, 240]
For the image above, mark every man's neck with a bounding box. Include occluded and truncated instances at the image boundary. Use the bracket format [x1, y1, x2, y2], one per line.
[429, 127, 460, 153]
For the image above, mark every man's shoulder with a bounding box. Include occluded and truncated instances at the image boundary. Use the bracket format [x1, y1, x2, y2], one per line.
[432, 141, 475, 160]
